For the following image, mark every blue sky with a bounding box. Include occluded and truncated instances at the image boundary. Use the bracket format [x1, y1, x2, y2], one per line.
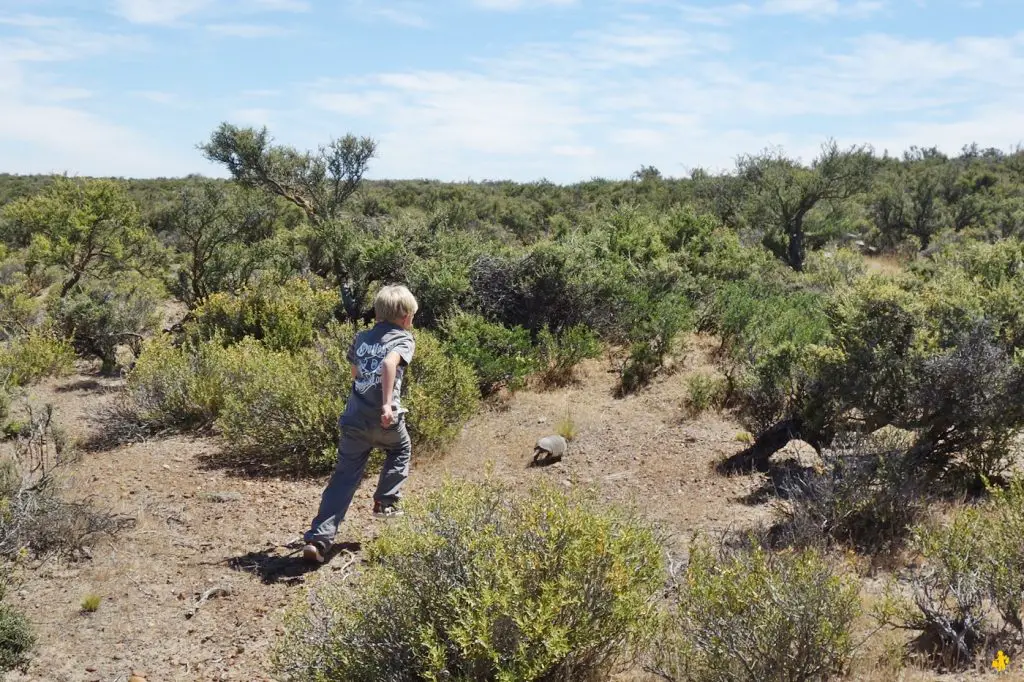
[1, 0, 1022, 182]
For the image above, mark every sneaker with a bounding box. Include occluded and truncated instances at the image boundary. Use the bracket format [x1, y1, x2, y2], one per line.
[302, 540, 328, 563]
[373, 500, 404, 519]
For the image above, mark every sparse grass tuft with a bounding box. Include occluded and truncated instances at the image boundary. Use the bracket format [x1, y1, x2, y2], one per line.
[555, 402, 578, 442]
[80, 594, 101, 613]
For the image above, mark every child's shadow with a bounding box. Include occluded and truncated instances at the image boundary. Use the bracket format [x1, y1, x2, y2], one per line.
[227, 541, 361, 585]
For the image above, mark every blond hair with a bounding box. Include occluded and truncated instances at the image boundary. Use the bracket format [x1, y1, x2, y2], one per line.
[374, 284, 418, 323]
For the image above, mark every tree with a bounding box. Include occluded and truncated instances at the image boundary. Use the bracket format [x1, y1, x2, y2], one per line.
[737, 141, 875, 271]
[161, 180, 280, 307]
[1, 177, 157, 297]
[199, 123, 377, 225]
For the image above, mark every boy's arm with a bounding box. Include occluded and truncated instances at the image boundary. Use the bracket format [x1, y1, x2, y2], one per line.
[380, 351, 402, 427]
[351, 364, 358, 380]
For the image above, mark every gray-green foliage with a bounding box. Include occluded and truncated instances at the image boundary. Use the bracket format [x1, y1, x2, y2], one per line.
[48, 273, 163, 374]
[0, 576, 33, 674]
[711, 140, 875, 271]
[442, 312, 537, 395]
[654, 539, 860, 682]
[160, 179, 284, 307]
[877, 478, 1024, 667]
[1, 177, 161, 297]
[201, 123, 376, 225]
[274, 478, 664, 682]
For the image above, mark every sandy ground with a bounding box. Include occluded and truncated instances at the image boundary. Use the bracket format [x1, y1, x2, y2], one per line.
[1, 346, 1015, 681]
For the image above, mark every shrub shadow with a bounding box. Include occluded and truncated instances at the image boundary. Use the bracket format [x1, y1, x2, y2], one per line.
[195, 447, 321, 480]
[227, 541, 362, 585]
[55, 378, 113, 394]
[736, 460, 818, 505]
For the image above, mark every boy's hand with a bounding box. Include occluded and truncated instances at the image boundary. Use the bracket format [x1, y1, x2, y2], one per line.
[381, 404, 395, 428]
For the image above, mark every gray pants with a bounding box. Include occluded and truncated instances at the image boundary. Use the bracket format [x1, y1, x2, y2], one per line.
[304, 416, 411, 546]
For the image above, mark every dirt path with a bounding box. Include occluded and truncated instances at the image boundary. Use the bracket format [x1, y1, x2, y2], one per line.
[4, 355, 770, 682]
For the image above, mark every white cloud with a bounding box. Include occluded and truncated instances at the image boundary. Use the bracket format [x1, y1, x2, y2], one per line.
[249, 0, 311, 11]
[112, 0, 310, 26]
[299, 9, 1024, 181]
[0, 14, 197, 177]
[552, 144, 597, 157]
[471, 0, 577, 10]
[345, 1, 431, 28]
[0, 100, 193, 177]
[134, 90, 179, 104]
[369, 7, 430, 27]
[206, 23, 289, 37]
[0, 14, 65, 28]
[681, 0, 883, 24]
[112, 0, 209, 25]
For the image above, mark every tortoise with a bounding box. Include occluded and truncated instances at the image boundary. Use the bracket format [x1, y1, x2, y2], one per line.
[532, 434, 568, 466]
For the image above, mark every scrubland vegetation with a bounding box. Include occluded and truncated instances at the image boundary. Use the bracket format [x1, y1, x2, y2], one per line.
[3, 127, 1024, 678]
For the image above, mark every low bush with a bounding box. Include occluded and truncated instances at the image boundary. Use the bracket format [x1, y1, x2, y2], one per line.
[0, 404, 134, 560]
[0, 574, 33, 674]
[877, 477, 1024, 668]
[617, 295, 692, 396]
[442, 312, 537, 395]
[49, 274, 163, 373]
[120, 334, 235, 432]
[124, 326, 477, 472]
[683, 373, 728, 416]
[767, 433, 929, 555]
[0, 328, 74, 387]
[403, 330, 479, 453]
[653, 539, 860, 682]
[187, 276, 339, 352]
[216, 335, 352, 474]
[536, 324, 601, 387]
[274, 478, 664, 682]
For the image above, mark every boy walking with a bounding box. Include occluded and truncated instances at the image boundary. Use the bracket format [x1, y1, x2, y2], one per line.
[302, 285, 418, 564]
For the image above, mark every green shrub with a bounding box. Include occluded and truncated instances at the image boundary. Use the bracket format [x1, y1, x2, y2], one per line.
[0, 328, 74, 387]
[126, 326, 477, 471]
[274, 478, 664, 682]
[654, 540, 860, 682]
[216, 335, 353, 474]
[404, 329, 479, 453]
[80, 594, 101, 613]
[617, 295, 692, 396]
[768, 433, 929, 555]
[536, 324, 602, 387]
[878, 477, 1024, 667]
[49, 273, 163, 373]
[0, 575, 33, 674]
[123, 334, 234, 430]
[188, 276, 339, 352]
[0, 263, 42, 337]
[442, 312, 537, 395]
[683, 373, 728, 416]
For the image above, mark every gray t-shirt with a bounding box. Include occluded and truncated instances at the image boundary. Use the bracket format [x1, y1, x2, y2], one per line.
[342, 322, 416, 424]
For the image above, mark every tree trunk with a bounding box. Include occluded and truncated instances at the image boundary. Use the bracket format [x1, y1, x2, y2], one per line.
[787, 221, 805, 272]
[717, 417, 806, 473]
[60, 271, 83, 298]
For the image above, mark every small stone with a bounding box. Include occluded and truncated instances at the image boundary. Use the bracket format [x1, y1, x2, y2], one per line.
[201, 491, 242, 503]
[129, 676, 147, 682]
[86, 667, 97, 672]
[561, 479, 572, 488]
